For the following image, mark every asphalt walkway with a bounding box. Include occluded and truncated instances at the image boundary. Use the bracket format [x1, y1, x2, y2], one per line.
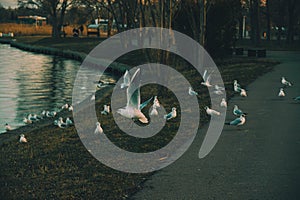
[132, 51, 300, 200]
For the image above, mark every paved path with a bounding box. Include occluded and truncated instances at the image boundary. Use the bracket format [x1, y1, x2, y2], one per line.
[132, 51, 300, 200]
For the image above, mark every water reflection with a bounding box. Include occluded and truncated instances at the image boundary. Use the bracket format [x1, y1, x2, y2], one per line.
[0, 44, 115, 133]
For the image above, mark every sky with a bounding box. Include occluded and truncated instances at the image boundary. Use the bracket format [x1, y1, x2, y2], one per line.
[0, 0, 18, 8]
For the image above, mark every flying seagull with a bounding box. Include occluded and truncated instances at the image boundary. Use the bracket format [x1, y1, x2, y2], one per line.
[201, 70, 213, 87]
[121, 70, 130, 89]
[117, 68, 149, 124]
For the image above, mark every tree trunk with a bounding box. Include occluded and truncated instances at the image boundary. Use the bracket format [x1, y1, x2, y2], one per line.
[286, 0, 296, 44]
[266, 0, 271, 41]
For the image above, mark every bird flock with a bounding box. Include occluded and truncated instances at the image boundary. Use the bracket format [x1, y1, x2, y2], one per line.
[4, 67, 299, 144]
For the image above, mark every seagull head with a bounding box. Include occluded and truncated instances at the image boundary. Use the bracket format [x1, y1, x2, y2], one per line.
[20, 134, 25, 138]
[204, 106, 208, 110]
[172, 107, 176, 111]
[96, 122, 100, 126]
[234, 105, 238, 109]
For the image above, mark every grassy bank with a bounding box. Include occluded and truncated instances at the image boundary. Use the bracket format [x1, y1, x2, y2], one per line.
[0, 36, 280, 199]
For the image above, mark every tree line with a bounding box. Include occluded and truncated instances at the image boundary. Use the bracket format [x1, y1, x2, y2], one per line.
[1, 0, 299, 56]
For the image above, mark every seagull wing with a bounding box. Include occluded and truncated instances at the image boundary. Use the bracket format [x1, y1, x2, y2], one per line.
[203, 70, 207, 81]
[127, 68, 141, 109]
[140, 96, 153, 110]
[123, 70, 130, 85]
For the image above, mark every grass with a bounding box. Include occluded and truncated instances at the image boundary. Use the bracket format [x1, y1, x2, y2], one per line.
[0, 37, 280, 199]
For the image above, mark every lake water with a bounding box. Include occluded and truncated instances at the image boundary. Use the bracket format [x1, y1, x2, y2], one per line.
[0, 44, 114, 133]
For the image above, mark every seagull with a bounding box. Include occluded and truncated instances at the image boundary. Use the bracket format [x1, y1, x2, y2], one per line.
[19, 134, 28, 143]
[117, 68, 149, 124]
[150, 106, 158, 116]
[68, 105, 73, 111]
[65, 117, 73, 126]
[28, 114, 39, 122]
[101, 105, 110, 115]
[94, 122, 103, 134]
[215, 85, 225, 91]
[240, 89, 247, 97]
[121, 70, 130, 89]
[164, 107, 177, 120]
[278, 88, 285, 97]
[61, 103, 69, 110]
[46, 111, 57, 118]
[5, 123, 12, 131]
[213, 89, 224, 95]
[233, 105, 247, 116]
[204, 106, 221, 116]
[153, 96, 160, 108]
[188, 87, 198, 96]
[225, 114, 246, 126]
[23, 117, 32, 124]
[54, 117, 66, 128]
[201, 70, 213, 87]
[294, 96, 300, 101]
[220, 98, 227, 108]
[281, 77, 292, 87]
[234, 80, 242, 93]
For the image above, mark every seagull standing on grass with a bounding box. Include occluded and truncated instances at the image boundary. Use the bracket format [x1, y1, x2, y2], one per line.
[19, 134, 27, 143]
[220, 98, 227, 108]
[94, 122, 103, 134]
[188, 87, 198, 96]
[201, 70, 213, 87]
[153, 96, 160, 108]
[240, 89, 247, 97]
[164, 107, 177, 120]
[281, 77, 292, 87]
[5, 123, 12, 131]
[225, 114, 246, 126]
[278, 88, 285, 97]
[234, 80, 242, 93]
[101, 105, 110, 115]
[117, 68, 150, 124]
[205, 106, 221, 116]
[233, 105, 247, 116]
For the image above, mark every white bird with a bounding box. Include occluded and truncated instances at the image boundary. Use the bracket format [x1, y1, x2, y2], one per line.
[61, 103, 69, 110]
[5, 123, 12, 131]
[23, 117, 32, 124]
[201, 70, 213, 87]
[234, 80, 242, 93]
[65, 117, 73, 126]
[233, 105, 247, 116]
[225, 114, 246, 126]
[46, 111, 57, 118]
[278, 88, 285, 97]
[204, 106, 221, 116]
[94, 122, 103, 134]
[54, 117, 66, 128]
[101, 105, 110, 115]
[281, 77, 292, 87]
[153, 96, 160, 108]
[213, 89, 224, 95]
[121, 70, 130, 89]
[240, 89, 247, 97]
[215, 85, 225, 91]
[220, 98, 227, 108]
[164, 107, 177, 120]
[68, 105, 73, 111]
[188, 87, 198, 96]
[19, 134, 28, 143]
[96, 80, 115, 88]
[150, 106, 158, 116]
[91, 94, 95, 101]
[117, 68, 149, 124]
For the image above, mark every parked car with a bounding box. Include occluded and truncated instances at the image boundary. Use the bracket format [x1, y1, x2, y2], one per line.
[87, 24, 100, 37]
